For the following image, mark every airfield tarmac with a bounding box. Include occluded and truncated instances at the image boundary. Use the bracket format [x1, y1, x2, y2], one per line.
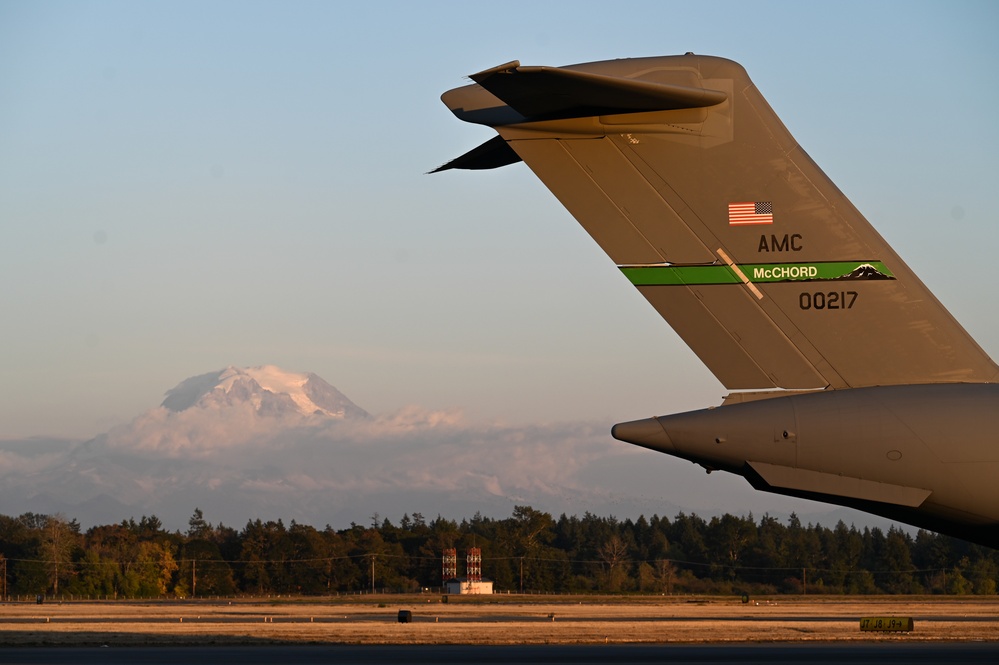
[0, 595, 997, 646]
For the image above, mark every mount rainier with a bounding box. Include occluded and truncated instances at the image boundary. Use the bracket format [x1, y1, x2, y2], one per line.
[0, 366, 640, 529]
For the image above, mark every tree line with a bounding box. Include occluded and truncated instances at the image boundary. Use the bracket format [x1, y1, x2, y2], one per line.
[0, 507, 996, 599]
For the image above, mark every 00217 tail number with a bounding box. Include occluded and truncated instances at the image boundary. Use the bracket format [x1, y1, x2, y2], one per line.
[799, 291, 857, 310]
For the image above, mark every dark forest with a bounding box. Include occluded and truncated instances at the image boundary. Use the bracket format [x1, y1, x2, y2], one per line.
[1, 507, 996, 599]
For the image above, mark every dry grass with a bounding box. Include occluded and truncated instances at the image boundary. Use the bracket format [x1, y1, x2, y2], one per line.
[1, 596, 997, 646]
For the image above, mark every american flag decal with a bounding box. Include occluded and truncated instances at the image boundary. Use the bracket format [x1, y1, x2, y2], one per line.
[728, 201, 773, 225]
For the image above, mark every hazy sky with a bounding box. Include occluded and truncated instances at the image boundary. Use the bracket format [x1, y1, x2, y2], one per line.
[3, 0, 999, 441]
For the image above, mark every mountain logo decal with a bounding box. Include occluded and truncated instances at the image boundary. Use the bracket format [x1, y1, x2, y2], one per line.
[840, 263, 895, 280]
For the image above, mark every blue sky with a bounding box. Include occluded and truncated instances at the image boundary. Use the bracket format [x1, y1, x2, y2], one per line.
[3, 0, 999, 443]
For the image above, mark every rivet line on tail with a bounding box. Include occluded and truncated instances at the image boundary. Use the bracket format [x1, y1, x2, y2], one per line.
[717, 248, 763, 300]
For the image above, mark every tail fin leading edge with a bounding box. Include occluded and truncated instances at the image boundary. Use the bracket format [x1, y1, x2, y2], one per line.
[439, 55, 998, 390]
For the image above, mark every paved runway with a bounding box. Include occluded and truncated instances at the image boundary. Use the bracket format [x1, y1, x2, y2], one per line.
[1, 644, 998, 665]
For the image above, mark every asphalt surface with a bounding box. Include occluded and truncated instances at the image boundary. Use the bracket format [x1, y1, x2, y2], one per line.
[1, 644, 998, 665]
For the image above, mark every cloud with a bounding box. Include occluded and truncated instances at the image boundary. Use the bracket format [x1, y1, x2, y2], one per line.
[0, 449, 65, 475]
[0, 402, 633, 526]
[96, 401, 616, 496]
[0, 404, 882, 532]
[100, 403, 309, 456]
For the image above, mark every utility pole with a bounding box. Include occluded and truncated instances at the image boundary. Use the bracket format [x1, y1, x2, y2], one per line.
[802, 567, 807, 596]
[192, 559, 197, 598]
[370, 555, 375, 593]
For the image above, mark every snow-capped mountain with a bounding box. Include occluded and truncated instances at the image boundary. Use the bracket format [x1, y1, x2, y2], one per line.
[161, 365, 369, 419]
[0, 366, 891, 532]
[0, 365, 648, 528]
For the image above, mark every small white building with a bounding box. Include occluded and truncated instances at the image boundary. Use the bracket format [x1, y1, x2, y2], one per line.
[444, 577, 493, 595]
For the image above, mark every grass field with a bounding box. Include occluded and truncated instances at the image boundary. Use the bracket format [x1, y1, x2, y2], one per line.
[1, 595, 997, 646]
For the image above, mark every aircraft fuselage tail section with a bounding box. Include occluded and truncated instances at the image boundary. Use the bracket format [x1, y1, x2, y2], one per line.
[438, 54, 999, 547]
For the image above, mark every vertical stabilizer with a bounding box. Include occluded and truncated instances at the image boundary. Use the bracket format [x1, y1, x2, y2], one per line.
[439, 55, 998, 390]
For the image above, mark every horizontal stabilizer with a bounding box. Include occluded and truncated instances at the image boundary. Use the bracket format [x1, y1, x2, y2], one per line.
[467, 61, 727, 122]
[747, 461, 932, 508]
[430, 135, 522, 173]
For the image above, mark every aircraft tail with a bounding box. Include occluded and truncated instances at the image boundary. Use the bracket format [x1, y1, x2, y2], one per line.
[438, 55, 998, 390]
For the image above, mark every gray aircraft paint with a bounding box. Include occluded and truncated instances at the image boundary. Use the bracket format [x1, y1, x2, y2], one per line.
[437, 55, 999, 547]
